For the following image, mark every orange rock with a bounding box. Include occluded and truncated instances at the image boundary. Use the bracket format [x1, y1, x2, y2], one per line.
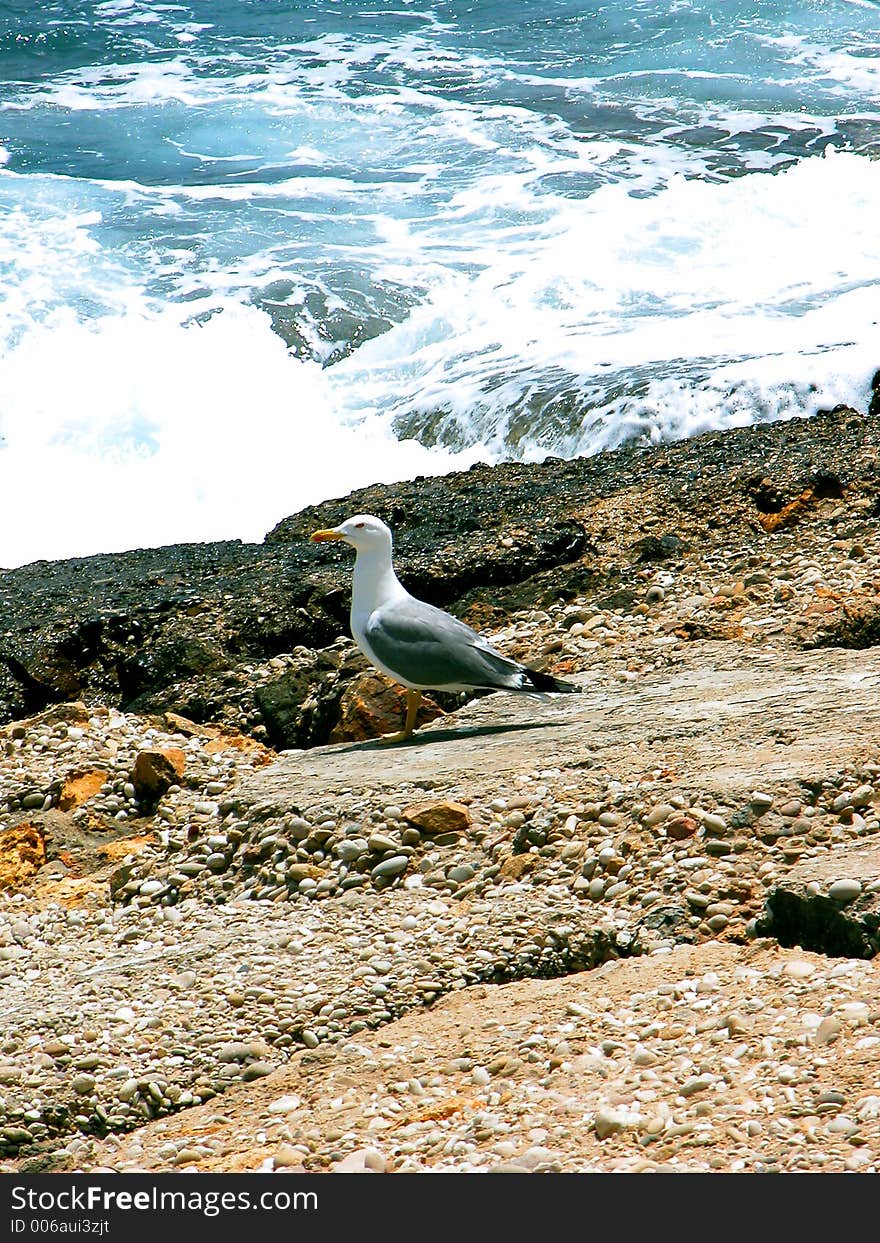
[131, 748, 186, 801]
[665, 814, 699, 840]
[97, 835, 155, 864]
[57, 770, 107, 811]
[758, 487, 815, 532]
[205, 733, 275, 765]
[329, 673, 443, 743]
[0, 823, 47, 891]
[402, 800, 471, 836]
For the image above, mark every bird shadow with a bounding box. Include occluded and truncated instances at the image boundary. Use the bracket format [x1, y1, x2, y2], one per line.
[328, 718, 567, 754]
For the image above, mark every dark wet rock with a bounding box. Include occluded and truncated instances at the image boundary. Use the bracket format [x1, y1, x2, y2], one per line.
[869, 370, 880, 419]
[630, 533, 687, 562]
[254, 644, 368, 750]
[758, 845, 880, 958]
[809, 468, 846, 500]
[747, 476, 787, 515]
[804, 600, 880, 652]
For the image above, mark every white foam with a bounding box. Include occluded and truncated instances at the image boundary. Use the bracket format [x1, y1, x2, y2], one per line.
[0, 304, 476, 568]
[327, 149, 880, 454]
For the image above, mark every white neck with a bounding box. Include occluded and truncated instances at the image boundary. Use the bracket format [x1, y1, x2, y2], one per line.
[351, 540, 407, 624]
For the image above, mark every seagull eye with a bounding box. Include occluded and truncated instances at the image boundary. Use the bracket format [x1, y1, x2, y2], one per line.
[354, 522, 365, 529]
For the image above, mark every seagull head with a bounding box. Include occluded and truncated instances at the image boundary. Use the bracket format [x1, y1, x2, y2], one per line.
[310, 513, 393, 554]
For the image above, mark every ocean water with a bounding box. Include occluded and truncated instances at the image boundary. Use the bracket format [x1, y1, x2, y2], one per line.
[1, 1, 879, 566]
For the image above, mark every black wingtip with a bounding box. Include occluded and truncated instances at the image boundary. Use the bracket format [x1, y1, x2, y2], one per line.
[523, 667, 582, 693]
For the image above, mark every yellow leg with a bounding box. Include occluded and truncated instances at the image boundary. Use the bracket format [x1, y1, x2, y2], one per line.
[378, 689, 422, 744]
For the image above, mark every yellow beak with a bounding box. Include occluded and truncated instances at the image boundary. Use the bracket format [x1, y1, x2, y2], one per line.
[310, 528, 345, 543]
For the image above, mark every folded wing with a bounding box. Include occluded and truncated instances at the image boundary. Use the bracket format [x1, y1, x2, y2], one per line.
[365, 599, 526, 690]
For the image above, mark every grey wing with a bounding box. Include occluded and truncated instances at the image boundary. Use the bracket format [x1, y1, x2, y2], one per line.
[365, 599, 526, 690]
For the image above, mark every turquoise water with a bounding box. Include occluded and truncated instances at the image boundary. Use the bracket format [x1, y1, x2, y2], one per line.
[1, 1, 879, 563]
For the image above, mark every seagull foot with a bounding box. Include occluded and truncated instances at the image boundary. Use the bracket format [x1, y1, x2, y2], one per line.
[376, 728, 415, 745]
[375, 689, 422, 745]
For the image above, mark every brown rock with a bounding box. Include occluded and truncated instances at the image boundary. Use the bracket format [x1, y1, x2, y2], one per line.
[402, 800, 471, 836]
[665, 814, 699, 840]
[499, 854, 537, 880]
[0, 823, 47, 891]
[131, 749, 186, 801]
[57, 770, 107, 812]
[162, 712, 206, 737]
[329, 673, 443, 743]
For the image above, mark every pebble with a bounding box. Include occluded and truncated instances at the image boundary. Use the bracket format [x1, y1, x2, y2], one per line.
[828, 879, 862, 903]
[593, 1108, 625, 1140]
[371, 856, 409, 880]
[267, 1094, 302, 1115]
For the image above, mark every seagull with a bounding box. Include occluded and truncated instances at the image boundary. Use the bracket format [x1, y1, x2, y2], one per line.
[310, 513, 581, 743]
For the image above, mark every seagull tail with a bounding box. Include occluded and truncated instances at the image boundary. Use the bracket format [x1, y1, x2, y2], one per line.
[521, 667, 582, 694]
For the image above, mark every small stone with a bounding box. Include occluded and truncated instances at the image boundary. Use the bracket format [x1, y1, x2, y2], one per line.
[645, 804, 674, 826]
[402, 801, 471, 836]
[131, 749, 186, 802]
[701, 813, 727, 834]
[336, 839, 368, 862]
[826, 1116, 859, 1137]
[594, 1108, 625, 1140]
[273, 1145, 304, 1169]
[783, 960, 815, 979]
[241, 1062, 276, 1081]
[286, 864, 324, 884]
[371, 856, 409, 880]
[367, 833, 399, 854]
[828, 878, 862, 903]
[217, 1043, 254, 1063]
[71, 1074, 96, 1095]
[267, 1094, 302, 1115]
[815, 1017, 843, 1046]
[332, 1147, 388, 1173]
[680, 1075, 713, 1098]
[666, 814, 698, 840]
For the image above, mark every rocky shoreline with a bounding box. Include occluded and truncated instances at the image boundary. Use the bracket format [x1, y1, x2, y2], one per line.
[2, 402, 880, 1173]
